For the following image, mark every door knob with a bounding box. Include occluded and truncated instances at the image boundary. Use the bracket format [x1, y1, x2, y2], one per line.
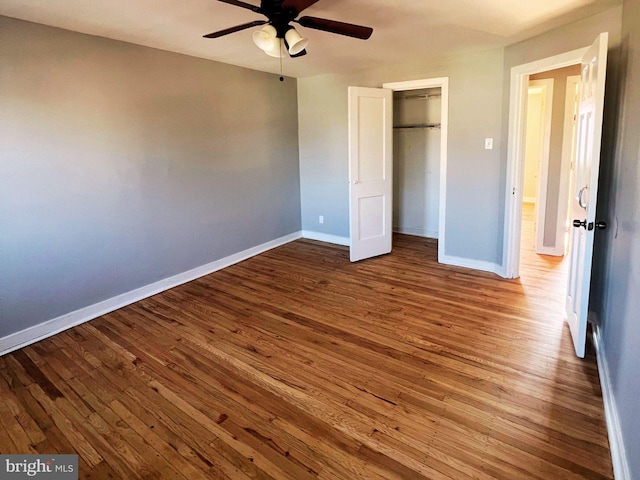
[573, 219, 587, 229]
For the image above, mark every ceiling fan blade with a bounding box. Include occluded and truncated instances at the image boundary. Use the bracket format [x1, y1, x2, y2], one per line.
[297, 16, 373, 39]
[216, 0, 262, 14]
[203, 20, 267, 38]
[281, 0, 320, 14]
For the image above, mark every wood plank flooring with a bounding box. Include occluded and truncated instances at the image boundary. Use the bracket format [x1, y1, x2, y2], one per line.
[0, 215, 612, 479]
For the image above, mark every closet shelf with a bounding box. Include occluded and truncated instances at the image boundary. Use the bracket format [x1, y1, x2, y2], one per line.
[393, 123, 441, 129]
[400, 93, 442, 100]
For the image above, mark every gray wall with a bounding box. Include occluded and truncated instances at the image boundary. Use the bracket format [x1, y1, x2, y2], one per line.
[596, 0, 640, 477]
[0, 17, 301, 337]
[530, 65, 581, 249]
[298, 49, 505, 264]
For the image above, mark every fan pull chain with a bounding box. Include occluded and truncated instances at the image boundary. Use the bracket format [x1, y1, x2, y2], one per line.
[279, 49, 284, 82]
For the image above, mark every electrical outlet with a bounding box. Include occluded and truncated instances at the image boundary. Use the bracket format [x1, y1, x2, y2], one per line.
[319, 215, 324, 224]
[485, 138, 493, 150]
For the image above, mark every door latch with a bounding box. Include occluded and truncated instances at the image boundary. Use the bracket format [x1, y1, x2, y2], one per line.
[573, 219, 587, 229]
[573, 219, 607, 231]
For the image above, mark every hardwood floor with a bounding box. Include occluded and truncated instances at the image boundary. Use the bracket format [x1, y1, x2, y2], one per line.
[0, 218, 612, 478]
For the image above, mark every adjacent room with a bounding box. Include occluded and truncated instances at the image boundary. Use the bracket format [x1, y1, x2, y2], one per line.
[1, 1, 638, 478]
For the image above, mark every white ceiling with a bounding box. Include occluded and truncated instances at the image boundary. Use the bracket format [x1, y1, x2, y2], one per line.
[0, 0, 619, 78]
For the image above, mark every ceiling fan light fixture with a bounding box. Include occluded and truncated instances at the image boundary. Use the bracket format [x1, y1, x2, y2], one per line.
[285, 27, 308, 55]
[263, 38, 286, 58]
[252, 25, 277, 51]
[205, 0, 373, 60]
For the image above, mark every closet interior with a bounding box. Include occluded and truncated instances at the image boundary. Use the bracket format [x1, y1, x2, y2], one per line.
[392, 87, 442, 239]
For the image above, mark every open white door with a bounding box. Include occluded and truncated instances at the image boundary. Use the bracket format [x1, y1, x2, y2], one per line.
[348, 86, 393, 262]
[565, 32, 608, 358]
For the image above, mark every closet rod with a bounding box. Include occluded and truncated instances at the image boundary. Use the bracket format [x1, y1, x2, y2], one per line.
[399, 93, 442, 100]
[393, 123, 441, 129]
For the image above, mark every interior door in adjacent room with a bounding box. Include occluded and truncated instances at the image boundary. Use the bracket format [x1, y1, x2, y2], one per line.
[565, 32, 608, 358]
[348, 86, 393, 262]
[523, 79, 554, 254]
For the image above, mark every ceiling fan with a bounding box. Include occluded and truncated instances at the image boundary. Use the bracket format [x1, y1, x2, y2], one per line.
[203, 0, 373, 58]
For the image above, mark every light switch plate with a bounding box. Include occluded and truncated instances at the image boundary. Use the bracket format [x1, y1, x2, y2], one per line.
[485, 138, 493, 150]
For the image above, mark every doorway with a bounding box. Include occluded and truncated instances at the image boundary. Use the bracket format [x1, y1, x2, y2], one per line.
[523, 79, 554, 254]
[520, 65, 581, 265]
[502, 48, 587, 279]
[392, 87, 442, 240]
[504, 33, 609, 360]
[383, 78, 449, 263]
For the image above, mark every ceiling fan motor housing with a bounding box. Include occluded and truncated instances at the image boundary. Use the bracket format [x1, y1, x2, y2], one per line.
[261, 0, 300, 37]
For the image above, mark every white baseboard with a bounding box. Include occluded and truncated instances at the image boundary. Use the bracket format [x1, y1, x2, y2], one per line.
[438, 254, 501, 276]
[303, 233, 501, 278]
[536, 245, 564, 256]
[592, 323, 631, 480]
[392, 227, 439, 239]
[301, 230, 350, 246]
[0, 231, 303, 357]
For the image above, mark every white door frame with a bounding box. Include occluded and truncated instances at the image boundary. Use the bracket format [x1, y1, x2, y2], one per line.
[382, 77, 449, 264]
[526, 79, 554, 254]
[502, 49, 587, 278]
